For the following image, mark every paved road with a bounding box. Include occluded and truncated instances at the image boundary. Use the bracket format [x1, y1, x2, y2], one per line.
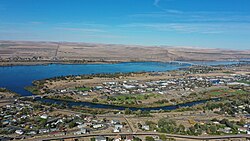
[34, 132, 250, 141]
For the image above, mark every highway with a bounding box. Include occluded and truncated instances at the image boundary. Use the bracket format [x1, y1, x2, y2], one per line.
[35, 132, 250, 141]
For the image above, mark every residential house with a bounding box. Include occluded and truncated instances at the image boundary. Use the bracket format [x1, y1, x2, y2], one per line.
[95, 136, 106, 141]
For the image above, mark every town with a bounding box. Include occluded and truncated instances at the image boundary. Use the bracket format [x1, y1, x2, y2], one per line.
[0, 63, 249, 140]
[29, 64, 250, 108]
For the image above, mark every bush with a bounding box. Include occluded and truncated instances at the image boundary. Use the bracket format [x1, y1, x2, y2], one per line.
[92, 98, 99, 103]
[145, 136, 155, 141]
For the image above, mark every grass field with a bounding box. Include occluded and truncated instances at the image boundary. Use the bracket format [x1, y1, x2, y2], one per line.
[74, 87, 91, 91]
[237, 80, 250, 85]
[208, 88, 247, 96]
[24, 86, 41, 95]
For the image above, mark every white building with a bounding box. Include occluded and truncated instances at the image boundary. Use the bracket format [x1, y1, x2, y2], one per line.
[15, 130, 24, 135]
[95, 136, 106, 141]
[40, 114, 48, 119]
[93, 124, 103, 129]
[142, 125, 150, 131]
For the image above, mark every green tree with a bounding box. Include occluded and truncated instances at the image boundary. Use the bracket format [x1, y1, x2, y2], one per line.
[178, 124, 186, 134]
[159, 134, 166, 141]
[209, 125, 217, 134]
[133, 137, 142, 141]
[68, 121, 76, 128]
[92, 98, 99, 102]
[145, 136, 155, 141]
[125, 108, 132, 115]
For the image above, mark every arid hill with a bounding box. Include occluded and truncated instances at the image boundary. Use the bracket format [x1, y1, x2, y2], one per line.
[0, 41, 249, 65]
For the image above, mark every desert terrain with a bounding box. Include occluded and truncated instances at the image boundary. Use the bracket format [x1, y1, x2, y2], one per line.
[0, 41, 249, 66]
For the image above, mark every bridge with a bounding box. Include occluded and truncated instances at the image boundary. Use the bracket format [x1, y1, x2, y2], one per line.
[21, 93, 55, 99]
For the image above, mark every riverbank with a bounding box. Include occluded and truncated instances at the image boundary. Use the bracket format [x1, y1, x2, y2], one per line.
[0, 60, 122, 67]
[0, 59, 247, 67]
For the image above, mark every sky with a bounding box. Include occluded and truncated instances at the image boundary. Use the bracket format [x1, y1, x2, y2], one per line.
[0, 0, 250, 49]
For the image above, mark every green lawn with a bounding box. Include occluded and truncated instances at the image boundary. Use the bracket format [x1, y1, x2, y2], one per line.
[237, 80, 250, 85]
[208, 88, 247, 96]
[75, 87, 91, 91]
[107, 93, 161, 105]
[115, 93, 159, 100]
[24, 86, 41, 95]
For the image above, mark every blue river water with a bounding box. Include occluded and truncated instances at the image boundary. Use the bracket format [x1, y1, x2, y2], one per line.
[37, 97, 220, 111]
[0, 61, 240, 110]
[0, 62, 191, 96]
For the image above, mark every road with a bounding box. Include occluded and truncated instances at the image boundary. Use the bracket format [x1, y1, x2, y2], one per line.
[53, 43, 60, 61]
[27, 132, 250, 141]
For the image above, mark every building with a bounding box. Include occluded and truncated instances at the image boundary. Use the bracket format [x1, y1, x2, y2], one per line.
[142, 125, 150, 131]
[93, 124, 103, 129]
[15, 130, 24, 135]
[95, 136, 106, 141]
[114, 135, 122, 141]
[125, 135, 133, 141]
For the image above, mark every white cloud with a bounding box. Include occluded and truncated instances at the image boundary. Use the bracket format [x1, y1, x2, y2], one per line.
[153, 0, 182, 14]
[55, 27, 105, 33]
[120, 23, 250, 34]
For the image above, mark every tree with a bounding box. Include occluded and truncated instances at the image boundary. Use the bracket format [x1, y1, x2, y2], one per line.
[137, 123, 142, 129]
[145, 136, 155, 141]
[158, 118, 177, 133]
[133, 137, 142, 141]
[92, 98, 99, 102]
[136, 110, 142, 115]
[209, 125, 217, 134]
[159, 134, 166, 141]
[68, 121, 76, 128]
[125, 108, 132, 115]
[188, 126, 196, 135]
[39, 119, 47, 127]
[178, 124, 186, 134]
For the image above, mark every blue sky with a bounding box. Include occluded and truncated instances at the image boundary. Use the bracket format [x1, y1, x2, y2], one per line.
[0, 0, 249, 49]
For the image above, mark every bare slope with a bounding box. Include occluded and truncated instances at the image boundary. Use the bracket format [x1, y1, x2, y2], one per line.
[0, 41, 249, 65]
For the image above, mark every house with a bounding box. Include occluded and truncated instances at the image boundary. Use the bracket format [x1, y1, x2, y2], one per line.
[15, 130, 24, 135]
[123, 84, 135, 89]
[74, 128, 87, 135]
[125, 135, 133, 141]
[238, 127, 248, 133]
[114, 135, 122, 141]
[114, 124, 123, 129]
[84, 122, 93, 126]
[95, 86, 103, 90]
[142, 125, 150, 131]
[40, 114, 48, 119]
[113, 128, 121, 133]
[27, 131, 37, 135]
[95, 136, 106, 141]
[243, 123, 250, 128]
[93, 124, 103, 129]
[60, 89, 67, 93]
[39, 129, 49, 134]
[77, 124, 87, 128]
[219, 127, 232, 133]
[111, 119, 120, 125]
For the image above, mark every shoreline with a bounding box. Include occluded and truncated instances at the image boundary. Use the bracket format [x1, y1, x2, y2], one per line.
[0, 60, 123, 67]
[0, 59, 245, 67]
